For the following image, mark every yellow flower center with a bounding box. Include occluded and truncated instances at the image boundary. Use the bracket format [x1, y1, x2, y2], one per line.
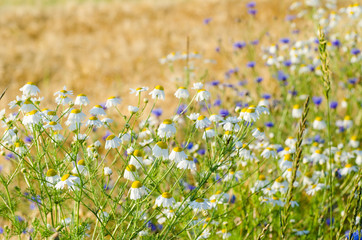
[246, 108, 255, 113]
[46, 169, 57, 177]
[126, 164, 136, 172]
[284, 154, 291, 161]
[197, 89, 206, 93]
[71, 109, 81, 114]
[210, 199, 216, 203]
[27, 110, 38, 116]
[197, 115, 206, 121]
[216, 190, 222, 194]
[276, 177, 284, 183]
[108, 96, 117, 99]
[162, 192, 172, 199]
[95, 105, 102, 108]
[351, 136, 357, 141]
[78, 94, 86, 97]
[156, 141, 168, 149]
[293, 104, 300, 109]
[195, 198, 204, 203]
[61, 174, 70, 181]
[77, 159, 85, 166]
[106, 135, 116, 141]
[27, 82, 35, 85]
[173, 147, 183, 152]
[155, 85, 164, 90]
[24, 99, 32, 104]
[315, 150, 322, 154]
[89, 116, 98, 120]
[133, 150, 143, 157]
[259, 175, 266, 181]
[344, 115, 351, 121]
[163, 119, 173, 125]
[345, 164, 352, 168]
[179, 87, 186, 90]
[315, 117, 322, 121]
[272, 196, 279, 200]
[131, 181, 142, 188]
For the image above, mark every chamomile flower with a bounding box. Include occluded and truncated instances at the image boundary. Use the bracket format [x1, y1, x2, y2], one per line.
[20, 82, 40, 96]
[262, 196, 285, 207]
[157, 119, 176, 138]
[252, 128, 265, 140]
[192, 82, 204, 90]
[189, 198, 211, 211]
[203, 127, 216, 139]
[130, 87, 149, 95]
[105, 96, 121, 108]
[71, 159, 88, 175]
[195, 115, 211, 129]
[271, 177, 289, 194]
[66, 109, 86, 125]
[44, 121, 63, 131]
[128, 106, 139, 114]
[90, 105, 106, 116]
[55, 95, 73, 105]
[349, 136, 359, 148]
[149, 85, 165, 100]
[22, 110, 42, 126]
[152, 141, 169, 159]
[155, 192, 176, 208]
[85, 116, 103, 128]
[129, 181, 149, 200]
[282, 168, 301, 182]
[261, 147, 277, 159]
[313, 117, 326, 130]
[305, 183, 325, 196]
[292, 104, 303, 118]
[177, 156, 197, 170]
[216, 229, 231, 239]
[340, 163, 358, 176]
[195, 89, 211, 102]
[251, 175, 270, 193]
[124, 164, 138, 181]
[285, 137, 297, 148]
[130, 150, 144, 169]
[54, 86, 73, 97]
[279, 154, 293, 170]
[105, 134, 122, 149]
[74, 94, 89, 106]
[243, 106, 259, 122]
[169, 147, 187, 163]
[224, 170, 243, 181]
[19, 99, 37, 113]
[311, 149, 328, 165]
[174, 87, 190, 99]
[210, 191, 230, 204]
[45, 169, 61, 187]
[55, 174, 79, 191]
[104, 167, 112, 176]
[209, 114, 223, 123]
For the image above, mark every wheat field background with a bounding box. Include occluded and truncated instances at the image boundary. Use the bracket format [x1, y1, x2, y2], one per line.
[0, 0, 305, 112]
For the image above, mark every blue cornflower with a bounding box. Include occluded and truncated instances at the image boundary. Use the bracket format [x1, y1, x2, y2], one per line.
[312, 96, 323, 106]
[308, 65, 315, 72]
[238, 80, 248, 86]
[203, 18, 212, 24]
[220, 109, 229, 117]
[345, 230, 362, 239]
[0, 227, 3, 234]
[265, 122, 274, 128]
[326, 217, 334, 226]
[277, 70, 288, 81]
[5, 153, 15, 161]
[246, 1, 256, 8]
[24, 136, 33, 143]
[251, 39, 259, 45]
[285, 15, 296, 21]
[215, 46, 220, 52]
[284, 60, 292, 67]
[147, 221, 157, 232]
[214, 98, 222, 107]
[247, 61, 256, 68]
[177, 104, 187, 114]
[233, 41, 246, 50]
[330, 101, 338, 109]
[288, 89, 298, 96]
[182, 142, 194, 150]
[230, 194, 236, 203]
[348, 78, 357, 85]
[151, 108, 163, 117]
[332, 39, 341, 47]
[280, 38, 290, 44]
[16, 216, 24, 222]
[262, 93, 271, 100]
[210, 80, 220, 86]
[351, 48, 361, 55]
[198, 149, 206, 155]
[248, 9, 257, 15]
[255, 77, 263, 83]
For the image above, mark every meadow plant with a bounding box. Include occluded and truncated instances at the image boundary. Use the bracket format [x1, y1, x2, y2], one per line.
[0, 1, 361, 239]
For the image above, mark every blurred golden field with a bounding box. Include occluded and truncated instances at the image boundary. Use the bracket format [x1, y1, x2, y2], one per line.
[0, 0, 309, 111]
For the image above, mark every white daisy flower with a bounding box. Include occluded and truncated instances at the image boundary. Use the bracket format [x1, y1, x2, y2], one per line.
[129, 181, 149, 200]
[261, 147, 277, 159]
[149, 85, 165, 100]
[192, 82, 204, 90]
[313, 117, 326, 130]
[305, 183, 325, 196]
[74, 94, 90, 106]
[195, 115, 211, 129]
[104, 167, 112, 176]
[169, 147, 187, 163]
[22, 110, 42, 126]
[157, 119, 176, 138]
[45, 169, 61, 187]
[128, 106, 139, 114]
[189, 198, 211, 211]
[195, 89, 211, 102]
[129, 87, 149, 95]
[130, 150, 144, 169]
[174, 87, 190, 99]
[209, 114, 223, 123]
[251, 175, 270, 193]
[20, 82, 40, 96]
[203, 127, 216, 139]
[243, 106, 259, 122]
[155, 192, 176, 208]
[90, 105, 106, 116]
[85, 116, 103, 128]
[292, 104, 303, 118]
[19, 99, 37, 113]
[44, 121, 63, 131]
[177, 156, 196, 170]
[124, 164, 138, 181]
[152, 141, 169, 159]
[105, 134, 122, 149]
[71, 159, 88, 175]
[105, 96, 122, 108]
[340, 163, 358, 176]
[55, 174, 80, 191]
